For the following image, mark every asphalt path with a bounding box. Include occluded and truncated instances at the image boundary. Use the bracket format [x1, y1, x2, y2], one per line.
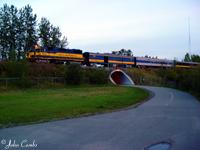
[1, 86, 200, 150]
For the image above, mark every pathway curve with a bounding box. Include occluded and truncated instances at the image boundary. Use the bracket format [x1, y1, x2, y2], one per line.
[0, 86, 200, 150]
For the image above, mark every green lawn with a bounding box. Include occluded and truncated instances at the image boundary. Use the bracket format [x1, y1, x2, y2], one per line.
[0, 86, 149, 127]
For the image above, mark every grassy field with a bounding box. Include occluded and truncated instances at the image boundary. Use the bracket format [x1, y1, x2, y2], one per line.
[0, 86, 149, 128]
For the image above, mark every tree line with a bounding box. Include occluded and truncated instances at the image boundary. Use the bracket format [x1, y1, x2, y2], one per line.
[112, 49, 133, 56]
[184, 53, 200, 63]
[0, 4, 68, 61]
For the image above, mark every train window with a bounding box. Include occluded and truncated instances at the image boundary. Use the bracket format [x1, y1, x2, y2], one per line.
[123, 58, 131, 61]
[109, 57, 122, 61]
[90, 55, 104, 59]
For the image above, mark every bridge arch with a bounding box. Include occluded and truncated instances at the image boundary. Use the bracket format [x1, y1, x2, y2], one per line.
[109, 69, 135, 85]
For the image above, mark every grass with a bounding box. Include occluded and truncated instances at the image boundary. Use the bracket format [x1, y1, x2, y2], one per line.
[0, 86, 149, 128]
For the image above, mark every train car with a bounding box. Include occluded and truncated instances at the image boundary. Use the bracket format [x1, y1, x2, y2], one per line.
[136, 57, 173, 68]
[108, 54, 135, 67]
[175, 61, 199, 68]
[83, 52, 105, 66]
[27, 47, 84, 63]
[83, 52, 135, 67]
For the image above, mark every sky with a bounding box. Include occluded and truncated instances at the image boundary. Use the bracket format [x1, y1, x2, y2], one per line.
[1, 0, 200, 60]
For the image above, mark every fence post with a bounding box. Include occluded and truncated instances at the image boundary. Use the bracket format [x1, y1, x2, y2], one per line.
[64, 78, 66, 85]
[52, 77, 54, 86]
[5, 78, 8, 89]
[37, 78, 39, 88]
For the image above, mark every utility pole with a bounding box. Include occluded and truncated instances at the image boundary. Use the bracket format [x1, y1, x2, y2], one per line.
[188, 17, 192, 56]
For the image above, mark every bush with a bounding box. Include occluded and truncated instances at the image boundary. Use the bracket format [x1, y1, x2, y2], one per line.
[0, 61, 28, 77]
[0, 61, 34, 88]
[83, 68, 108, 84]
[175, 67, 200, 94]
[64, 65, 108, 85]
[27, 63, 64, 77]
[15, 77, 34, 88]
[65, 64, 83, 85]
[0, 61, 110, 88]
[128, 67, 200, 99]
[128, 68, 162, 86]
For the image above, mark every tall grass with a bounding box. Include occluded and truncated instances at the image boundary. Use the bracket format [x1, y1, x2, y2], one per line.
[127, 67, 200, 99]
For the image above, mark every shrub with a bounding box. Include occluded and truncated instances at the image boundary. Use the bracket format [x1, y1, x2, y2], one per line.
[0, 61, 34, 88]
[65, 64, 83, 85]
[15, 77, 34, 88]
[84, 68, 108, 84]
[0, 61, 28, 77]
[128, 68, 162, 86]
[27, 63, 63, 77]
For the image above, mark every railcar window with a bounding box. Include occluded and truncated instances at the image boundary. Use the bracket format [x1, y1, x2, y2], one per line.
[109, 57, 123, 61]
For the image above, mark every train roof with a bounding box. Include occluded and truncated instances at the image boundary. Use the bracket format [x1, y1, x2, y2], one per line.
[136, 56, 173, 61]
[42, 47, 82, 53]
[87, 52, 134, 58]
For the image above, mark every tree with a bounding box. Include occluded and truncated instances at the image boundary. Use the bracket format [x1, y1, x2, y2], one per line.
[20, 5, 37, 58]
[112, 49, 133, 56]
[0, 4, 18, 61]
[49, 26, 61, 47]
[127, 49, 133, 56]
[59, 36, 68, 48]
[38, 17, 51, 47]
[16, 8, 26, 60]
[0, 4, 68, 61]
[112, 51, 117, 55]
[38, 17, 65, 48]
[191, 54, 200, 62]
[184, 53, 200, 63]
[0, 4, 37, 60]
[184, 53, 191, 62]
[0, 4, 10, 60]
[8, 5, 18, 60]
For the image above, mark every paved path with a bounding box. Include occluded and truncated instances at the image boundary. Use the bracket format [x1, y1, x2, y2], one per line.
[1, 86, 200, 150]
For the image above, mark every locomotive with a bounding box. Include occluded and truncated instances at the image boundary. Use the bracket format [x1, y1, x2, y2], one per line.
[27, 47, 83, 63]
[26, 47, 199, 68]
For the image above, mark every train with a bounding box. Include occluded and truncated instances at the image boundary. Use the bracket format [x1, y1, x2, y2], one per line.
[26, 47, 199, 68]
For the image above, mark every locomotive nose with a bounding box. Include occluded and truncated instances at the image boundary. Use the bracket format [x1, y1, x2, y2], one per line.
[109, 69, 134, 86]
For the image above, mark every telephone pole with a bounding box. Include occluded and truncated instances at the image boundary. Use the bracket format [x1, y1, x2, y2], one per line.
[188, 17, 192, 55]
